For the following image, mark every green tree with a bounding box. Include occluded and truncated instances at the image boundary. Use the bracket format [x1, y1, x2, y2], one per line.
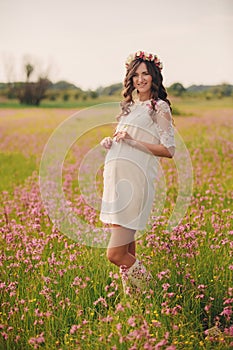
[89, 90, 98, 99]
[17, 61, 51, 106]
[168, 82, 186, 96]
[25, 63, 34, 82]
[219, 84, 232, 97]
[74, 92, 80, 100]
[63, 93, 70, 101]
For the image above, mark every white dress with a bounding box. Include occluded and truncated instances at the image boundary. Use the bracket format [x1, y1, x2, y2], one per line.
[100, 98, 175, 230]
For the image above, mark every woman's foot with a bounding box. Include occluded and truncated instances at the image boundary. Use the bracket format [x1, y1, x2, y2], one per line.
[120, 259, 152, 295]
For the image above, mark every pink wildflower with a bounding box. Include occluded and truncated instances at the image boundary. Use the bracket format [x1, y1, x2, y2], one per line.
[128, 316, 136, 327]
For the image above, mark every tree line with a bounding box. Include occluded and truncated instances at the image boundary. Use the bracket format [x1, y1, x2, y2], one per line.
[0, 61, 232, 106]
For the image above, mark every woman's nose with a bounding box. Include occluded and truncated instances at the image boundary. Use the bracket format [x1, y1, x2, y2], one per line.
[138, 75, 144, 83]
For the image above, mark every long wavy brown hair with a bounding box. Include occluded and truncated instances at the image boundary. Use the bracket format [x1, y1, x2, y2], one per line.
[118, 58, 171, 120]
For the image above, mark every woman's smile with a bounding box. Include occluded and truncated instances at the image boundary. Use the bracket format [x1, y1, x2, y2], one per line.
[137, 82, 147, 88]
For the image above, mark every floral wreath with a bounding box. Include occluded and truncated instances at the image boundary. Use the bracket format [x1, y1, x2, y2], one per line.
[125, 51, 163, 71]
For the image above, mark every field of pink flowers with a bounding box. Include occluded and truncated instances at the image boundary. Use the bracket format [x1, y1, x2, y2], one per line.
[0, 103, 233, 349]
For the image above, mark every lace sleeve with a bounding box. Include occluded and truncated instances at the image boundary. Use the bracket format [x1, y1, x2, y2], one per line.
[156, 101, 175, 149]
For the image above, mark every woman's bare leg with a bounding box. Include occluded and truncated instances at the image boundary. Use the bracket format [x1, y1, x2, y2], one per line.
[107, 225, 136, 267]
[128, 241, 136, 257]
[106, 225, 152, 294]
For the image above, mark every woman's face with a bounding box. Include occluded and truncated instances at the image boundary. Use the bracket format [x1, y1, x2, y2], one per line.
[132, 62, 152, 98]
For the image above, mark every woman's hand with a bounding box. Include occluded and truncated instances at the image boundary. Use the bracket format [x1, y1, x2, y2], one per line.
[100, 136, 113, 149]
[113, 130, 134, 143]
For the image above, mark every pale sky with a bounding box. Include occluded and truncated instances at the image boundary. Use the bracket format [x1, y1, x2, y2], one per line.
[0, 0, 232, 90]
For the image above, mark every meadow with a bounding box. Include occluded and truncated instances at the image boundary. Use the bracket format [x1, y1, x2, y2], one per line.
[0, 98, 232, 349]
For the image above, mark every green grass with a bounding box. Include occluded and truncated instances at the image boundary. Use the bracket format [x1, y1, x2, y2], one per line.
[0, 96, 232, 111]
[0, 100, 232, 349]
[172, 96, 233, 114]
[0, 96, 120, 109]
[0, 153, 36, 192]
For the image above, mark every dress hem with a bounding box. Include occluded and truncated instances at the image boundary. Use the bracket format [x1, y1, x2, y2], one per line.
[100, 218, 145, 231]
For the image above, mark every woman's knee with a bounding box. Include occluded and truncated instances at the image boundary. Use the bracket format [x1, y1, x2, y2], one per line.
[107, 248, 124, 265]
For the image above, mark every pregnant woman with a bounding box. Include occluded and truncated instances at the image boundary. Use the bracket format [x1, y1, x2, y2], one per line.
[100, 51, 175, 294]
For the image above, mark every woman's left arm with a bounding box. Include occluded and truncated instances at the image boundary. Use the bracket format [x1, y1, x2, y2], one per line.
[114, 134, 174, 158]
[134, 140, 175, 158]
